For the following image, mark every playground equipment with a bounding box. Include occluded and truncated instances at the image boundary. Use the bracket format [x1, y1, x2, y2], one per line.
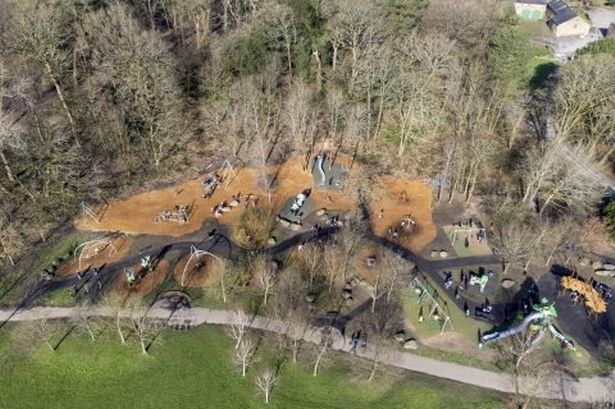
[411, 274, 453, 333]
[202, 173, 220, 198]
[469, 273, 489, 293]
[311, 153, 347, 189]
[141, 256, 153, 272]
[155, 203, 192, 224]
[450, 225, 487, 245]
[561, 276, 607, 314]
[315, 153, 326, 185]
[73, 233, 125, 270]
[180, 245, 222, 286]
[125, 267, 138, 286]
[479, 298, 575, 350]
[291, 189, 310, 215]
[80, 199, 108, 224]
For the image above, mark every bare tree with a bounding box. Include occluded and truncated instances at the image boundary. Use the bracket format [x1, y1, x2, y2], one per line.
[30, 318, 57, 353]
[102, 293, 128, 345]
[255, 367, 278, 404]
[228, 308, 250, 350]
[312, 327, 334, 376]
[72, 304, 98, 341]
[234, 336, 257, 377]
[253, 253, 276, 306]
[129, 308, 162, 355]
[8, 0, 77, 139]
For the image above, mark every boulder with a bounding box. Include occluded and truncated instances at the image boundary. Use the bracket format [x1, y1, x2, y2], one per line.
[501, 279, 516, 289]
[342, 289, 352, 299]
[394, 331, 406, 342]
[603, 263, 615, 271]
[430, 250, 439, 258]
[578, 256, 590, 267]
[306, 293, 316, 303]
[594, 269, 615, 277]
[343, 282, 353, 291]
[316, 208, 327, 217]
[439, 251, 448, 258]
[279, 219, 290, 228]
[592, 260, 604, 270]
[403, 339, 418, 350]
[267, 237, 277, 245]
[289, 222, 302, 231]
[345, 297, 353, 306]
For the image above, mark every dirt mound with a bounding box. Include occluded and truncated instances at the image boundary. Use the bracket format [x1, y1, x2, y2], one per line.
[55, 236, 132, 278]
[113, 260, 169, 299]
[369, 176, 437, 253]
[172, 253, 223, 288]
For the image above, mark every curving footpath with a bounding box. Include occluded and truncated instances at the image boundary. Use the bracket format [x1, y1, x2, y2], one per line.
[0, 306, 613, 404]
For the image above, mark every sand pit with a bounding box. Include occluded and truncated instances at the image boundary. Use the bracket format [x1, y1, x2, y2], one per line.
[369, 176, 437, 253]
[271, 155, 359, 217]
[172, 253, 223, 288]
[113, 260, 169, 298]
[75, 167, 266, 236]
[55, 235, 132, 278]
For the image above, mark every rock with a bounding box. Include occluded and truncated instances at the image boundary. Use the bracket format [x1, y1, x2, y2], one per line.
[430, 250, 439, 258]
[403, 339, 418, 350]
[394, 331, 405, 342]
[578, 256, 590, 267]
[345, 297, 353, 306]
[603, 263, 615, 271]
[342, 289, 352, 299]
[267, 237, 277, 245]
[316, 208, 326, 216]
[306, 294, 316, 303]
[592, 260, 604, 270]
[439, 251, 448, 258]
[289, 223, 301, 231]
[594, 269, 615, 277]
[343, 282, 353, 291]
[501, 279, 516, 289]
[279, 219, 290, 228]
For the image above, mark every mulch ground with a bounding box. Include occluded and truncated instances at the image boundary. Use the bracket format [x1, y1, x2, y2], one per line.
[55, 236, 132, 278]
[369, 176, 437, 254]
[172, 253, 223, 288]
[113, 260, 169, 299]
[75, 167, 265, 236]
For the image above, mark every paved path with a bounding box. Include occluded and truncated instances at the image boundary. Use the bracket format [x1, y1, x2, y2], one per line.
[1, 306, 613, 404]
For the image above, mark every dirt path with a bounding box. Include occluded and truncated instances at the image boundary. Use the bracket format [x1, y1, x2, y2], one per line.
[0, 306, 613, 403]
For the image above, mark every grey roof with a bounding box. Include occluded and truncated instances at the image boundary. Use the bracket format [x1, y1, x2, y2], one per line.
[547, 0, 570, 13]
[515, 0, 548, 4]
[547, 0, 578, 26]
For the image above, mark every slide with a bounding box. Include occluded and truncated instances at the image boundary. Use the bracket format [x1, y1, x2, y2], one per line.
[548, 324, 575, 350]
[479, 311, 546, 347]
[316, 154, 326, 185]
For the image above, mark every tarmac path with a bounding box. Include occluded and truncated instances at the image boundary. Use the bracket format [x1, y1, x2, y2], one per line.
[0, 306, 613, 404]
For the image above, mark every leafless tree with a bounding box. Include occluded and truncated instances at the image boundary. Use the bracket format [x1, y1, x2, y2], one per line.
[253, 253, 276, 306]
[234, 336, 258, 377]
[129, 308, 162, 355]
[255, 367, 278, 404]
[312, 327, 334, 376]
[228, 308, 250, 350]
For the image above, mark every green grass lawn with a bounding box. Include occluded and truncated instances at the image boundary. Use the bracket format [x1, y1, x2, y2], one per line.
[0, 324, 505, 409]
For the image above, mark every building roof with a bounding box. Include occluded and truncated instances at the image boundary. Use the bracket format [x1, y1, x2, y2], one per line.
[515, 0, 548, 4]
[547, 0, 578, 26]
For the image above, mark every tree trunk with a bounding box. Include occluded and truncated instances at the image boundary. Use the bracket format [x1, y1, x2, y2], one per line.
[116, 315, 126, 344]
[221, 273, 227, 303]
[313, 344, 326, 376]
[292, 340, 298, 363]
[286, 41, 292, 78]
[0, 150, 15, 182]
[368, 357, 378, 381]
[370, 295, 376, 313]
[242, 360, 247, 377]
[44, 61, 76, 140]
[140, 338, 148, 355]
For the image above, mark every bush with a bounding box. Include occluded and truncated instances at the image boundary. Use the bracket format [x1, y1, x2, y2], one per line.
[577, 37, 615, 57]
[605, 200, 615, 241]
[235, 207, 276, 249]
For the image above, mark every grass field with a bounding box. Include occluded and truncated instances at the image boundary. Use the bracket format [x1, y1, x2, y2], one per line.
[0, 324, 505, 409]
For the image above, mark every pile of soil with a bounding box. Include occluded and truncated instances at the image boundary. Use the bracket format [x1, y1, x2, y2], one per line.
[113, 260, 169, 298]
[55, 235, 132, 278]
[369, 176, 437, 253]
[172, 253, 223, 288]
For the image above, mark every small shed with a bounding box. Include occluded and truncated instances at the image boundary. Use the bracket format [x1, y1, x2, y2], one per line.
[546, 0, 590, 37]
[514, 0, 549, 21]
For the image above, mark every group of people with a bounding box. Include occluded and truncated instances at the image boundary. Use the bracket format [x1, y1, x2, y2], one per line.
[156, 204, 191, 224]
[349, 330, 367, 353]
